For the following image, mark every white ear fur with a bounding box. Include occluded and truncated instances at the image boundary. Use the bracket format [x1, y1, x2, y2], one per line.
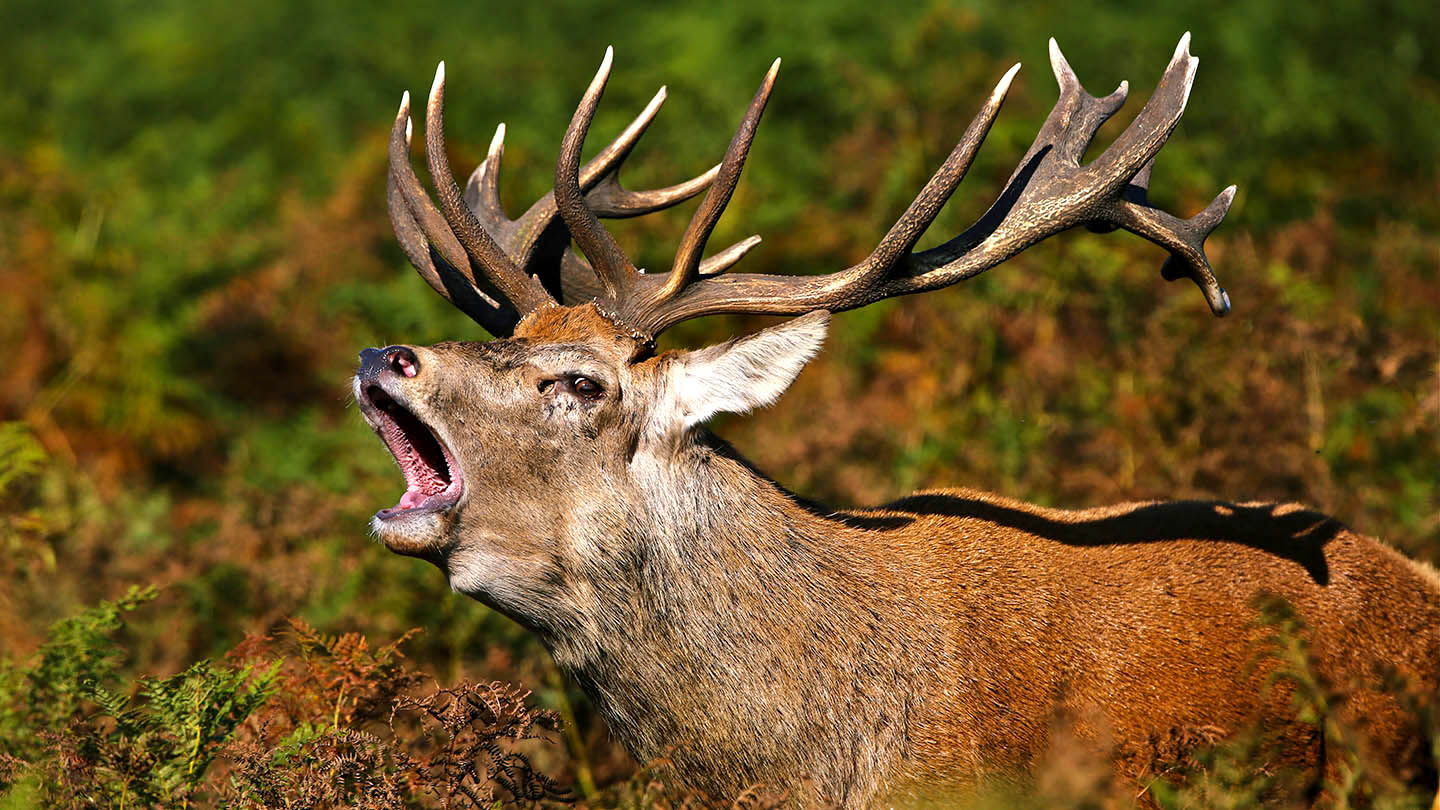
[663, 310, 830, 432]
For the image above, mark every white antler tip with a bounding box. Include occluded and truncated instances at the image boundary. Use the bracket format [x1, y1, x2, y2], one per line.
[1048, 38, 1077, 85]
[642, 86, 667, 117]
[999, 62, 1022, 93]
[398, 90, 411, 116]
[589, 46, 614, 88]
[1172, 32, 1193, 66]
[429, 61, 446, 103]
[1214, 185, 1239, 214]
[489, 123, 506, 155]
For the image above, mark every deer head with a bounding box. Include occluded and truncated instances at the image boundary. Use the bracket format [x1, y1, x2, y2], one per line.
[353, 36, 1244, 796]
[358, 35, 1230, 580]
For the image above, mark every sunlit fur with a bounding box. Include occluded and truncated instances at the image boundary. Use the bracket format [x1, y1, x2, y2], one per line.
[357, 303, 1440, 808]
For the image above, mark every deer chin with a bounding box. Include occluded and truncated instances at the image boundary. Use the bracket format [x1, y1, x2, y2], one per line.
[357, 381, 465, 532]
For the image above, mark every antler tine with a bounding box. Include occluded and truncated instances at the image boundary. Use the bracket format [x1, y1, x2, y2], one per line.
[387, 92, 521, 335]
[1040, 33, 1231, 314]
[463, 89, 718, 274]
[425, 63, 556, 314]
[463, 123, 508, 224]
[660, 59, 781, 302]
[577, 85, 669, 190]
[387, 162, 450, 297]
[389, 92, 472, 287]
[587, 164, 720, 218]
[1036, 38, 1129, 172]
[555, 47, 641, 300]
[848, 62, 1021, 289]
[1090, 33, 1198, 190]
[1113, 156, 1237, 313]
[698, 234, 763, 277]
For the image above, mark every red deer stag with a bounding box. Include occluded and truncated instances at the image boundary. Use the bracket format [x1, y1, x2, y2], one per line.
[355, 35, 1440, 807]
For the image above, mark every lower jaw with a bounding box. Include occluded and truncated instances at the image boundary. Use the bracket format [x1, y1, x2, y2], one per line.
[371, 511, 447, 557]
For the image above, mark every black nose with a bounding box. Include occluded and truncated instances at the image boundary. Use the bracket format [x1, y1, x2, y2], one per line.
[357, 345, 421, 379]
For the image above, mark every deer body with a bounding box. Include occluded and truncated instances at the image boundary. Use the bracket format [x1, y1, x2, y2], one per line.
[536, 426, 1440, 805]
[355, 36, 1440, 806]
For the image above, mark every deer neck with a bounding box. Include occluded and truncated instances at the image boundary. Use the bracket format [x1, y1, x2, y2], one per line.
[541, 433, 919, 800]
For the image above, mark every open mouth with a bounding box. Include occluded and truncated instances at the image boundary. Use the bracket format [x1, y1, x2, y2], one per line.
[361, 383, 463, 520]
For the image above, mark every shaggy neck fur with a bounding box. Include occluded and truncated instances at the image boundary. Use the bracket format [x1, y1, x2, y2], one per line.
[545, 434, 920, 806]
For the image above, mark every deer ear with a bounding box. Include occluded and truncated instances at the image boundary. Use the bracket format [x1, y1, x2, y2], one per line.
[662, 310, 829, 431]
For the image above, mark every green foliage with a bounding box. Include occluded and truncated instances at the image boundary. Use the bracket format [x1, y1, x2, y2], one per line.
[0, 594, 590, 810]
[0, 423, 46, 498]
[0, 587, 276, 808]
[0, 585, 158, 745]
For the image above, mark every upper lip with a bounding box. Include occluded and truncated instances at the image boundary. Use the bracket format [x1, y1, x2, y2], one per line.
[355, 377, 464, 520]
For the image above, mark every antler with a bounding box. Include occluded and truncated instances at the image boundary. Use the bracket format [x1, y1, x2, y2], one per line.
[562, 35, 1234, 339]
[388, 35, 1235, 342]
[386, 60, 729, 335]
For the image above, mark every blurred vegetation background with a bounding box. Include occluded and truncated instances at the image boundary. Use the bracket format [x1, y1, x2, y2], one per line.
[1, 0, 1436, 799]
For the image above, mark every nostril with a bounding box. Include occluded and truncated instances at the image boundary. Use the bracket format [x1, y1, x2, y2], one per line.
[387, 347, 420, 378]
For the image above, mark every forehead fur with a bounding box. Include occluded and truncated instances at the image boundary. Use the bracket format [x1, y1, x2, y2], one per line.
[513, 303, 645, 355]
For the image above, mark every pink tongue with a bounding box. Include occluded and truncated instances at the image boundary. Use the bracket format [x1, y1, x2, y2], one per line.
[399, 489, 427, 509]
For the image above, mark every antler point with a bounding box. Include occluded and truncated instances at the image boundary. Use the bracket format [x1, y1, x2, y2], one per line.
[762, 57, 782, 88]
[1000, 62, 1022, 91]
[1171, 32, 1193, 67]
[429, 62, 446, 105]
[588, 47, 615, 92]
[1048, 38, 1077, 88]
[489, 123, 506, 156]
[1218, 288, 1231, 315]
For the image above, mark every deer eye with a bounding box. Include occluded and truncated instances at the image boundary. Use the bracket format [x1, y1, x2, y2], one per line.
[570, 375, 603, 400]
